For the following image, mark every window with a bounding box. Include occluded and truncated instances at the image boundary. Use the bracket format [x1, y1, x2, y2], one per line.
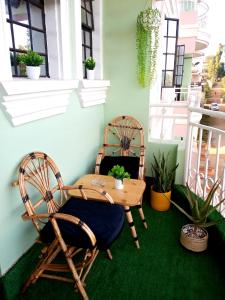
[161, 18, 179, 87]
[81, 0, 94, 78]
[175, 45, 185, 87]
[5, 0, 48, 77]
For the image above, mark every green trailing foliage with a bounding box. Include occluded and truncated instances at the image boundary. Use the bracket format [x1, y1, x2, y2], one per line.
[19, 50, 44, 66]
[151, 152, 179, 193]
[170, 180, 225, 228]
[108, 165, 130, 181]
[84, 57, 96, 70]
[136, 7, 161, 87]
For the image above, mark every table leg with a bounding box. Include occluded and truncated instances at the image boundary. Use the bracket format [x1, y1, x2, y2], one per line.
[124, 206, 140, 249]
[136, 202, 148, 229]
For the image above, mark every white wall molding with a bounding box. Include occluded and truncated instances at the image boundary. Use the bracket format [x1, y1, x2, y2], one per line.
[0, 79, 78, 126]
[78, 80, 110, 107]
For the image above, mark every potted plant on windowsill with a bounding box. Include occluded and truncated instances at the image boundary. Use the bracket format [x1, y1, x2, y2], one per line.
[85, 57, 96, 80]
[151, 152, 179, 211]
[108, 165, 130, 190]
[170, 180, 225, 252]
[20, 50, 44, 80]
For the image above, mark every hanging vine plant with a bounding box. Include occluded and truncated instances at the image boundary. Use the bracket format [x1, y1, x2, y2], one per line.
[136, 6, 161, 87]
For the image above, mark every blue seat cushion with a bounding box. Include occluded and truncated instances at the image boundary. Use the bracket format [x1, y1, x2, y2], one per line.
[40, 198, 124, 250]
[99, 156, 140, 179]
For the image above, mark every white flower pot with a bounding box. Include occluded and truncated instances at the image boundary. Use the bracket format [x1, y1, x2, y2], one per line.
[115, 179, 124, 190]
[87, 69, 95, 80]
[26, 66, 41, 80]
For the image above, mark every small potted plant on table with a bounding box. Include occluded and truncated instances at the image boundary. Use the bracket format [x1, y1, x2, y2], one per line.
[108, 165, 130, 190]
[170, 180, 225, 252]
[84, 57, 96, 80]
[20, 50, 44, 79]
[151, 152, 179, 211]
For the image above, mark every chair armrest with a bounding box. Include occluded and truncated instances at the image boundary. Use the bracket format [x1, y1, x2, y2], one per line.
[95, 147, 105, 174]
[63, 184, 114, 204]
[22, 212, 97, 248]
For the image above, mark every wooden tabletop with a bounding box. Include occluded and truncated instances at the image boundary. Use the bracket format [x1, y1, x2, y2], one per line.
[68, 174, 146, 207]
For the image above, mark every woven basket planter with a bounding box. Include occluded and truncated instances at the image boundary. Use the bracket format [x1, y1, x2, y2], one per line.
[180, 224, 208, 252]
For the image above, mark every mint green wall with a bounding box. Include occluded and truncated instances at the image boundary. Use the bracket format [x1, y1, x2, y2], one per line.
[0, 91, 104, 274]
[103, 0, 179, 176]
[182, 55, 192, 87]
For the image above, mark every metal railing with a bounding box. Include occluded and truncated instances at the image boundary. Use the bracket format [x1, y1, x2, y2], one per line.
[150, 85, 225, 215]
[184, 107, 225, 216]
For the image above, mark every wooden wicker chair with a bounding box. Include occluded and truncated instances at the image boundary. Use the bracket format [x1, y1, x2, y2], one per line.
[18, 152, 124, 300]
[95, 115, 147, 239]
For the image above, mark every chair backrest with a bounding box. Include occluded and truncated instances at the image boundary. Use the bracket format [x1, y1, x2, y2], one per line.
[96, 116, 145, 180]
[104, 115, 144, 157]
[18, 152, 66, 233]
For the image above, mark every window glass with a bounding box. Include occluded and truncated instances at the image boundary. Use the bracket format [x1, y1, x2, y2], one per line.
[32, 30, 45, 52]
[85, 31, 91, 47]
[168, 20, 177, 36]
[13, 24, 30, 49]
[81, 8, 86, 24]
[11, 1, 28, 25]
[86, 1, 91, 11]
[166, 54, 175, 70]
[30, 4, 43, 29]
[179, 56, 184, 65]
[165, 71, 174, 86]
[87, 13, 92, 27]
[167, 38, 176, 53]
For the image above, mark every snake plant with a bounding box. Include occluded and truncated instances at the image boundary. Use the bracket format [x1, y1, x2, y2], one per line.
[151, 152, 179, 193]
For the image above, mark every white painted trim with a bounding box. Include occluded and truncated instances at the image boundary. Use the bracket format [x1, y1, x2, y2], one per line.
[78, 80, 110, 107]
[0, 79, 78, 95]
[0, 79, 78, 126]
[72, 0, 83, 79]
[0, 0, 12, 80]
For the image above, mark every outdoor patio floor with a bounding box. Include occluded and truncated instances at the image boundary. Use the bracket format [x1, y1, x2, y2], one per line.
[2, 185, 225, 300]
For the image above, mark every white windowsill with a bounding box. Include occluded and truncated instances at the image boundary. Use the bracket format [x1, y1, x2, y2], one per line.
[78, 79, 110, 108]
[0, 79, 78, 126]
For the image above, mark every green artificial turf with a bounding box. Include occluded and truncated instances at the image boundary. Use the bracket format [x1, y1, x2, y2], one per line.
[2, 186, 225, 300]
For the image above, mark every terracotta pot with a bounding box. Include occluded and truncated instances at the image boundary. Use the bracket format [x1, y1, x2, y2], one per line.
[150, 188, 171, 211]
[180, 224, 208, 252]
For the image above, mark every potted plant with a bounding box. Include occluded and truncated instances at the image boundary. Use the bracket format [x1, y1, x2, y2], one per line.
[19, 50, 44, 79]
[136, 6, 161, 87]
[170, 180, 225, 252]
[108, 165, 130, 190]
[151, 152, 179, 211]
[84, 57, 96, 80]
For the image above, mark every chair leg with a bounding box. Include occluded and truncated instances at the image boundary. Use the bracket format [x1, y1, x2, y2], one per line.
[136, 203, 148, 229]
[106, 249, 113, 260]
[22, 239, 61, 292]
[81, 249, 99, 284]
[124, 206, 140, 249]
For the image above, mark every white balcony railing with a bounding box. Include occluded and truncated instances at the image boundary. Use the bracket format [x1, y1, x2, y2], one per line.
[184, 107, 225, 216]
[149, 85, 225, 215]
